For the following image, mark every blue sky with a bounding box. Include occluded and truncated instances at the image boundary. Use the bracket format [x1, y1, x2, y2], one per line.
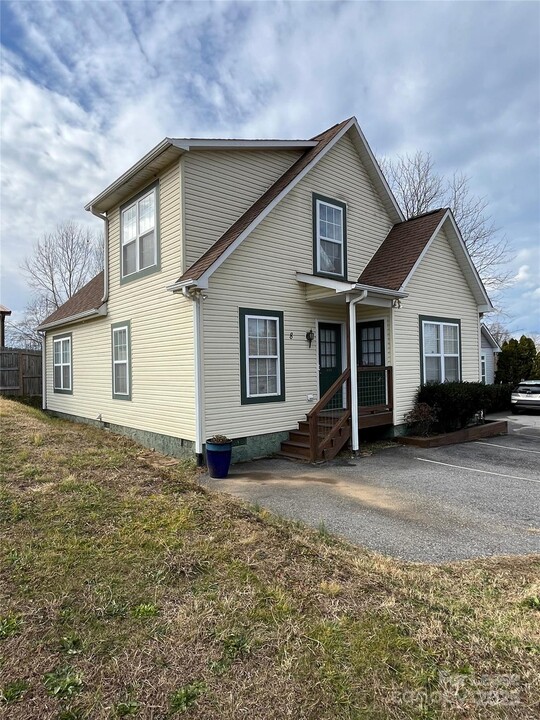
[1, 0, 539, 336]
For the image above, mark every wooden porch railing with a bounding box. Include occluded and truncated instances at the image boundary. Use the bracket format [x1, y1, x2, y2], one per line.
[305, 366, 394, 462]
[306, 368, 351, 462]
[357, 365, 393, 411]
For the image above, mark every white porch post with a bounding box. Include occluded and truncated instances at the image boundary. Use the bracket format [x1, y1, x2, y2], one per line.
[348, 291, 367, 452]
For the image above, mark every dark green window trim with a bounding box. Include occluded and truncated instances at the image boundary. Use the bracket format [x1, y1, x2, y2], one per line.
[119, 180, 161, 285]
[239, 308, 285, 405]
[52, 331, 73, 395]
[419, 315, 462, 384]
[111, 320, 132, 401]
[312, 192, 348, 281]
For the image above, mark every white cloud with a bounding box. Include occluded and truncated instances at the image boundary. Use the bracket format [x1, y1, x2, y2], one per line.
[1, 0, 539, 336]
[513, 265, 533, 286]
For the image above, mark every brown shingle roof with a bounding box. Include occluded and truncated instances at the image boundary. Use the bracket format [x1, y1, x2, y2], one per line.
[358, 209, 448, 291]
[39, 271, 105, 329]
[175, 118, 353, 284]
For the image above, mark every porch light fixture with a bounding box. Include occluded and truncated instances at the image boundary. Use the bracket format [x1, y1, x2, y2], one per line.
[306, 328, 315, 348]
[392, 299, 402, 309]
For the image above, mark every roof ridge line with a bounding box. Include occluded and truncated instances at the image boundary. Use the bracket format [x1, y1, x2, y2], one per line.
[400, 207, 448, 223]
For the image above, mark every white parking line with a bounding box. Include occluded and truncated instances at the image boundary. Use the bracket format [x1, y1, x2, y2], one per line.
[474, 441, 540, 455]
[415, 457, 540, 484]
[514, 431, 540, 440]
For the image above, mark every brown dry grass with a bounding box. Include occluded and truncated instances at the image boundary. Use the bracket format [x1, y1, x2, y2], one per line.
[0, 398, 538, 719]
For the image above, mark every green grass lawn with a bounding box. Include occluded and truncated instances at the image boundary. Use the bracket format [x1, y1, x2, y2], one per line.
[0, 398, 538, 719]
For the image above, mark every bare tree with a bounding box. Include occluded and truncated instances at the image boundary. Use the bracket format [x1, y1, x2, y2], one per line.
[379, 152, 511, 290]
[379, 151, 444, 219]
[22, 221, 103, 310]
[5, 298, 52, 350]
[7, 221, 103, 348]
[485, 320, 511, 347]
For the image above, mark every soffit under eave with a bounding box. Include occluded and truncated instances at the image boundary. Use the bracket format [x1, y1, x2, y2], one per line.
[91, 146, 184, 214]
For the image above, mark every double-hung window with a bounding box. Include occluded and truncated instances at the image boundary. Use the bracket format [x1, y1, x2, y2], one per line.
[313, 194, 347, 278]
[480, 353, 487, 384]
[421, 317, 461, 383]
[53, 334, 72, 393]
[112, 322, 131, 400]
[121, 183, 158, 281]
[239, 309, 285, 404]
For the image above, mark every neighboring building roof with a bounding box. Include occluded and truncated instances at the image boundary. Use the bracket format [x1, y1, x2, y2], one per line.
[173, 119, 353, 286]
[358, 209, 447, 290]
[0, 305, 12, 315]
[38, 272, 105, 330]
[481, 323, 502, 351]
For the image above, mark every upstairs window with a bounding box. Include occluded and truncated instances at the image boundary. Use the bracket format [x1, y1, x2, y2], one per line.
[420, 317, 461, 383]
[121, 183, 159, 282]
[313, 194, 347, 279]
[53, 334, 72, 394]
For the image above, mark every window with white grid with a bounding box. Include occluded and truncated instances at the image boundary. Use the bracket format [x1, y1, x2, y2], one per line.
[121, 186, 157, 279]
[239, 309, 285, 404]
[314, 196, 346, 277]
[246, 316, 280, 397]
[422, 319, 460, 383]
[53, 335, 72, 392]
[112, 323, 131, 399]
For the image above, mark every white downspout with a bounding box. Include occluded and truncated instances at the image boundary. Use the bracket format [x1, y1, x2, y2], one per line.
[349, 290, 367, 452]
[183, 287, 205, 464]
[88, 206, 109, 303]
[41, 332, 46, 410]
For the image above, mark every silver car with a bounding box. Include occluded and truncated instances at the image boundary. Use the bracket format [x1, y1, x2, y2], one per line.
[511, 380, 540, 413]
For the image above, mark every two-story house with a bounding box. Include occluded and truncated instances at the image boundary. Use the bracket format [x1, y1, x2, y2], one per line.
[39, 117, 493, 464]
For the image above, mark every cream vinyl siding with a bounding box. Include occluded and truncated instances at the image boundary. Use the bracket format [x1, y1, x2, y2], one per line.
[202, 132, 395, 438]
[392, 227, 481, 423]
[46, 159, 197, 441]
[183, 149, 303, 267]
[481, 334, 497, 384]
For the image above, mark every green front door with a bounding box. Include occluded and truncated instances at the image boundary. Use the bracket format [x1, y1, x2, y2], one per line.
[318, 323, 343, 408]
[357, 320, 386, 406]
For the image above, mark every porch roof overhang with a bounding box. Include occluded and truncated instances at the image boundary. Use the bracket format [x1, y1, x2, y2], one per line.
[295, 272, 408, 306]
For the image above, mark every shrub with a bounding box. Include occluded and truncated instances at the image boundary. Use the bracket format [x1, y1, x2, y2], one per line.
[404, 402, 438, 437]
[415, 382, 488, 433]
[482, 383, 513, 412]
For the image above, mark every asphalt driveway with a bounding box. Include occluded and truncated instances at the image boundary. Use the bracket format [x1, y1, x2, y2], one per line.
[202, 413, 540, 562]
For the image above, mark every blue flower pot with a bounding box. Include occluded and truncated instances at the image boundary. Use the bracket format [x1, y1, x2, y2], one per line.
[206, 442, 232, 478]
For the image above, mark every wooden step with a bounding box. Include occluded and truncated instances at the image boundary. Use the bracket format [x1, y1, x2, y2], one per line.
[276, 450, 311, 462]
[289, 430, 310, 443]
[280, 441, 311, 459]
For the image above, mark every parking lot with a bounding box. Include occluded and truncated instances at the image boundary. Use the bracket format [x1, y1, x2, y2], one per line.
[202, 412, 540, 562]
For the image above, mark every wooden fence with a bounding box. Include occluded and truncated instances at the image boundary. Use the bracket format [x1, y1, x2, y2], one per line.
[0, 348, 42, 397]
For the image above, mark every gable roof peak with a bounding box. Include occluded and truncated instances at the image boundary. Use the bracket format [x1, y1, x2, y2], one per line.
[171, 118, 354, 288]
[170, 115, 405, 289]
[310, 117, 355, 141]
[399, 208, 448, 224]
